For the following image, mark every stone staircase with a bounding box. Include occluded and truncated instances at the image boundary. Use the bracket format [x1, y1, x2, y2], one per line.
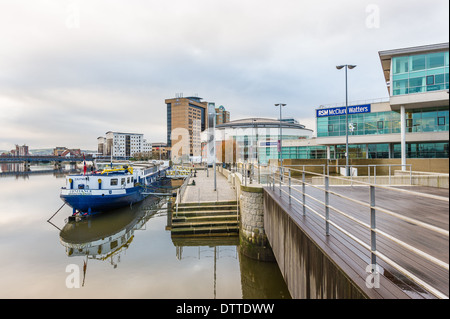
[171, 200, 239, 236]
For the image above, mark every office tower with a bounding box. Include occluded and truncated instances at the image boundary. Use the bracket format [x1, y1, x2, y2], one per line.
[165, 94, 208, 158]
[215, 105, 230, 125]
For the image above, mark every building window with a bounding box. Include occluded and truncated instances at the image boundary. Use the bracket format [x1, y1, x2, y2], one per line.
[438, 116, 446, 126]
[392, 51, 449, 96]
[328, 124, 333, 132]
[377, 121, 384, 129]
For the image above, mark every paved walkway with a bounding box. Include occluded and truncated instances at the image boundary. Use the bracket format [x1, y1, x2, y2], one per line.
[265, 184, 449, 299]
[182, 168, 237, 203]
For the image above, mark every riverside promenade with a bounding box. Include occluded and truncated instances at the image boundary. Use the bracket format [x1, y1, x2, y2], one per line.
[181, 168, 236, 203]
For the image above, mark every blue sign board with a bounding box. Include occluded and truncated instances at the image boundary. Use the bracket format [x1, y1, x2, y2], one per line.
[316, 104, 371, 118]
[260, 141, 278, 147]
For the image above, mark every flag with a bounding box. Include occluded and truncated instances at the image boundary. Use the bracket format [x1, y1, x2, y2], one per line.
[83, 154, 86, 175]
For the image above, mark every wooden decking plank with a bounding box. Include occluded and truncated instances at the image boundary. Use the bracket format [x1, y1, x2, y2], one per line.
[272, 189, 413, 299]
[297, 185, 449, 297]
[287, 187, 448, 298]
[264, 185, 448, 299]
[265, 188, 409, 299]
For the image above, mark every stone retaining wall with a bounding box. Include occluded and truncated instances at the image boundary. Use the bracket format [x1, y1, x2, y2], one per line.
[217, 166, 275, 261]
[239, 185, 275, 261]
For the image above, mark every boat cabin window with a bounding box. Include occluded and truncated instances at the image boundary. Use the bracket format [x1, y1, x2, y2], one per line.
[110, 179, 118, 186]
[121, 178, 126, 185]
[127, 177, 131, 184]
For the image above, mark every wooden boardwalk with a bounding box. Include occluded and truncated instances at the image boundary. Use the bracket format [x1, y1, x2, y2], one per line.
[264, 184, 449, 299]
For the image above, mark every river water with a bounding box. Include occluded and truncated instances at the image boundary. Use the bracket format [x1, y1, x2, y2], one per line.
[0, 165, 290, 299]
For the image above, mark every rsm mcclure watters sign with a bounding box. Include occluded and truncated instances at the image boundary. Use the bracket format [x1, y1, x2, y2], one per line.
[316, 104, 371, 118]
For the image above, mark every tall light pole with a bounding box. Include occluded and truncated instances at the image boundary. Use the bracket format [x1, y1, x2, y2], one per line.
[253, 119, 260, 184]
[336, 64, 356, 176]
[275, 103, 286, 180]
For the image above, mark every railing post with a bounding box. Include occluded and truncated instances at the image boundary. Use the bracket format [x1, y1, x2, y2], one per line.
[370, 185, 377, 268]
[176, 188, 179, 217]
[409, 165, 412, 185]
[325, 175, 330, 236]
[279, 167, 282, 197]
[244, 162, 247, 187]
[302, 170, 306, 215]
[272, 171, 275, 191]
[350, 165, 353, 186]
[389, 165, 391, 185]
[288, 168, 291, 205]
[374, 165, 377, 185]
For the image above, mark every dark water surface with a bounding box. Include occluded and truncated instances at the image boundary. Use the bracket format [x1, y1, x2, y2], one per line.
[0, 169, 290, 299]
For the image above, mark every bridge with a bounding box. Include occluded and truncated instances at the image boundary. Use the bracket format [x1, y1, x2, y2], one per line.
[263, 166, 449, 299]
[0, 155, 93, 163]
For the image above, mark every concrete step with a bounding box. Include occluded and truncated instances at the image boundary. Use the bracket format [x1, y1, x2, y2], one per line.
[173, 210, 238, 217]
[172, 219, 239, 228]
[173, 214, 239, 223]
[171, 200, 239, 236]
[178, 200, 238, 207]
[175, 205, 238, 212]
[171, 225, 239, 236]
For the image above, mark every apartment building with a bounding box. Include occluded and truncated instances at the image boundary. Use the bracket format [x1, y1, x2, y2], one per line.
[97, 131, 151, 157]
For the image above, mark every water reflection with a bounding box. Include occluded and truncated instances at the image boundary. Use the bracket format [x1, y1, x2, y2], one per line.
[171, 236, 291, 299]
[59, 196, 167, 273]
[0, 170, 292, 299]
[56, 191, 290, 298]
[0, 162, 79, 179]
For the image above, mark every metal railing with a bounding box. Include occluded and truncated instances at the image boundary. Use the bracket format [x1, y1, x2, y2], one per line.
[327, 164, 413, 185]
[175, 172, 191, 216]
[267, 164, 449, 299]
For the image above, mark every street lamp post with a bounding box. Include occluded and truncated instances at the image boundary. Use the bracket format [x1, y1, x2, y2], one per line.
[336, 64, 356, 176]
[275, 103, 286, 181]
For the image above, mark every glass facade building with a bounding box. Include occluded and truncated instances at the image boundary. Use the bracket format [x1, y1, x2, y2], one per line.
[314, 103, 449, 159]
[308, 43, 449, 161]
[256, 143, 329, 164]
[392, 51, 449, 96]
[206, 43, 449, 165]
[317, 107, 448, 137]
[213, 118, 313, 165]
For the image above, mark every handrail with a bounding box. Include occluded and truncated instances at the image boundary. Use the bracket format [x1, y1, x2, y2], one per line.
[267, 165, 449, 299]
[175, 172, 191, 216]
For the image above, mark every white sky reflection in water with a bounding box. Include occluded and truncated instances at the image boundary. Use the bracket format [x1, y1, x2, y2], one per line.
[0, 172, 289, 298]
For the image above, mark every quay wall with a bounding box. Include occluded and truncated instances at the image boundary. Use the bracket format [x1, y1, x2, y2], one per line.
[217, 166, 275, 261]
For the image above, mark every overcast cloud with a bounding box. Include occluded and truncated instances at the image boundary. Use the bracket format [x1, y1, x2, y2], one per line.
[0, 0, 448, 151]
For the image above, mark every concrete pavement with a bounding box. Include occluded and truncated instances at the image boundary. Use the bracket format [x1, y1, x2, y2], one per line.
[181, 168, 237, 203]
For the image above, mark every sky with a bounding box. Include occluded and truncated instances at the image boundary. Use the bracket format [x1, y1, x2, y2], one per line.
[0, 0, 448, 151]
